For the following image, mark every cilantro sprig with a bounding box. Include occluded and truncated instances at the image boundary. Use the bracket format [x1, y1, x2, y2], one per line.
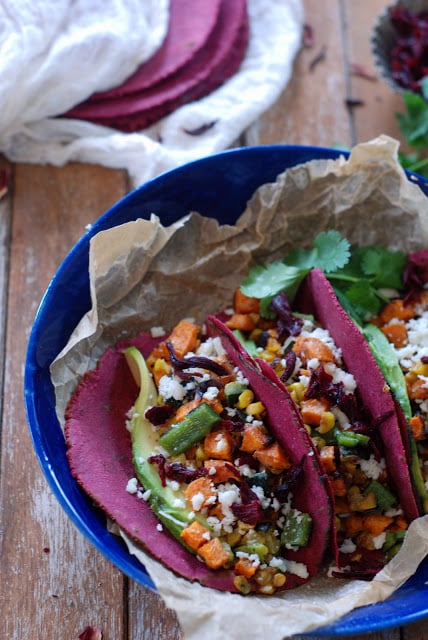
[396, 77, 428, 178]
[240, 231, 406, 324]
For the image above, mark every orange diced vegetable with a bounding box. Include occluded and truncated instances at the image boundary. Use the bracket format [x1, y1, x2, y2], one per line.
[393, 516, 408, 531]
[234, 289, 260, 314]
[410, 415, 425, 440]
[234, 556, 258, 578]
[174, 397, 202, 422]
[408, 378, 428, 401]
[179, 521, 211, 551]
[253, 442, 291, 474]
[204, 429, 234, 461]
[204, 459, 241, 483]
[362, 514, 393, 536]
[292, 336, 336, 364]
[319, 445, 336, 473]
[380, 323, 408, 348]
[198, 537, 231, 569]
[150, 319, 199, 361]
[300, 397, 330, 426]
[331, 476, 347, 497]
[240, 425, 269, 453]
[377, 299, 415, 324]
[184, 477, 216, 511]
[344, 514, 364, 537]
[226, 313, 256, 332]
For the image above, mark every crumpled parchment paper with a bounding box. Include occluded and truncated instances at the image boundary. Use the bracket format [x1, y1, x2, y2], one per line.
[51, 135, 428, 638]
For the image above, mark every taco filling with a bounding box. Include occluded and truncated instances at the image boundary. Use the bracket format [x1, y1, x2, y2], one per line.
[223, 289, 412, 575]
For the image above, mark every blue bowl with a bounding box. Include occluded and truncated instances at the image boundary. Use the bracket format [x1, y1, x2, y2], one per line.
[24, 145, 428, 636]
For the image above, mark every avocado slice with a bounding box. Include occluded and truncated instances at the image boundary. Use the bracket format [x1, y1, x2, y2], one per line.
[124, 346, 209, 540]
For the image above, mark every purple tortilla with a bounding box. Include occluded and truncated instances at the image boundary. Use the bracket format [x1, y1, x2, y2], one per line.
[64, 0, 249, 132]
[207, 316, 333, 584]
[296, 268, 420, 522]
[89, 0, 222, 99]
[65, 332, 236, 591]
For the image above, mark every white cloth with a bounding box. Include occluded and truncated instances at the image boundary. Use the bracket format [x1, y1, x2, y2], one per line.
[0, 0, 304, 187]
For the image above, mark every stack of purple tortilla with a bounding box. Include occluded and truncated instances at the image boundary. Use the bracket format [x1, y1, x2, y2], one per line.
[64, 0, 249, 132]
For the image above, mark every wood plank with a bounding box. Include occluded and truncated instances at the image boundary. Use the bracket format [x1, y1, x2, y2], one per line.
[246, 0, 352, 149]
[0, 163, 128, 640]
[128, 582, 182, 640]
[344, 0, 408, 148]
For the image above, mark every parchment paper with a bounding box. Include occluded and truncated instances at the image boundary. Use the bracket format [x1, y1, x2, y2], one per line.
[51, 135, 428, 638]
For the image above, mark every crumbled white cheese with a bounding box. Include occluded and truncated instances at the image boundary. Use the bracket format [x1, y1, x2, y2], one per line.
[372, 531, 387, 550]
[158, 375, 186, 401]
[358, 455, 386, 480]
[156, 523, 164, 532]
[141, 489, 152, 501]
[283, 560, 309, 579]
[126, 477, 138, 494]
[150, 326, 166, 338]
[196, 336, 226, 358]
[191, 492, 206, 511]
[202, 386, 220, 401]
[234, 367, 249, 385]
[339, 538, 357, 554]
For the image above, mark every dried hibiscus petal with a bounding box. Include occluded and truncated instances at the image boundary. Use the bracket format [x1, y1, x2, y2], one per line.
[78, 627, 102, 640]
[232, 482, 264, 525]
[145, 404, 175, 425]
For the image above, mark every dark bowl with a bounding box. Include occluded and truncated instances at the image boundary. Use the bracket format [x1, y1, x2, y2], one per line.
[24, 144, 428, 636]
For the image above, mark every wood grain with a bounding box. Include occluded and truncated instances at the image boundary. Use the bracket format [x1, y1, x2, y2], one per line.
[0, 163, 127, 640]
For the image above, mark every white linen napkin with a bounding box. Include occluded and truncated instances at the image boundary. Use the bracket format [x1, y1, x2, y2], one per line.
[0, 0, 304, 187]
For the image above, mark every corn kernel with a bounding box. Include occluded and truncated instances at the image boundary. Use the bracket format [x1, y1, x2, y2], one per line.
[237, 389, 254, 409]
[258, 350, 275, 363]
[246, 401, 265, 416]
[266, 337, 281, 353]
[287, 382, 305, 403]
[412, 362, 428, 376]
[273, 573, 286, 588]
[317, 411, 335, 434]
[259, 585, 275, 595]
[233, 575, 251, 595]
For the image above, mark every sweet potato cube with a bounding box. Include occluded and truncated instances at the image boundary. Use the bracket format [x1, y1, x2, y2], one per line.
[319, 445, 336, 473]
[180, 521, 211, 551]
[292, 336, 336, 364]
[204, 429, 234, 460]
[184, 477, 216, 511]
[240, 425, 269, 453]
[149, 319, 199, 361]
[174, 397, 202, 423]
[410, 415, 425, 440]
[363, 514, 393, 537]
[331, 476, 347, 497]
[233, 289, 260, 314]
[378, 299, 415, 324]
[204, 459, 241, 483]
[344, 514, 364, 537]
[253, 442, 291, 474]
[380, 323, 408, 348]
[234, 556, 258, 579]
[300, 398, 330, 426]
[198, 537, 231, 569]
[226, 313, 256, 332]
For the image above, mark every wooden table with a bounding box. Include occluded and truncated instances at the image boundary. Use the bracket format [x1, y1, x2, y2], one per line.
[1, 1, 427, 638]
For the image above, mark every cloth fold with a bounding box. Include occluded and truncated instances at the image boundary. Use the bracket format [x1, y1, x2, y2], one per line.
[0, 0, 304, 187]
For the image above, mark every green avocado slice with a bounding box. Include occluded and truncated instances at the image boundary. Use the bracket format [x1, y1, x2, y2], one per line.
[124, 346, 208, 540]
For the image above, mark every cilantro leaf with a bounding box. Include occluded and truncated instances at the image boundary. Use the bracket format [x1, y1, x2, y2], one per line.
[396, 90, 428, 148]
[360, 246, 406, 289]
[240, 263, 309, 300]
[342, 281, 383, 318]
[284, 231, 350, 272]
[312, 231, 351, 271]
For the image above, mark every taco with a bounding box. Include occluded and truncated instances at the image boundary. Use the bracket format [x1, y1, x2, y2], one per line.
[224, 276, 420, 577]
[65, 317, 332, 595]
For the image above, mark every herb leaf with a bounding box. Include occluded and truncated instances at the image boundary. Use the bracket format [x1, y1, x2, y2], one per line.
[360, 246, 406, 289]
[241, 263, 309, 300]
